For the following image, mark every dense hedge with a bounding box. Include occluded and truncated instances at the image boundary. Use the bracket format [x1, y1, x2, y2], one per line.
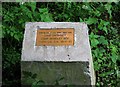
[2, 2, 120, 86]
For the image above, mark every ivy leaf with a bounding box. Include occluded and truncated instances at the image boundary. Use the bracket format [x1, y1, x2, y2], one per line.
[14, 34, 19, 41]
[111, 53, 118, 63]
[86, 17, 98, 25]
[80, 18, 84, 22]
[94, 10, 101, 17]
[90, 32, 99, 47]
[39, 8, 48, 13]
[98, 36, 108, 45]
[110, 44, 117, 53]
[10, 32, 14, 37]
[105, 3, 112, 19]
[21, 6, 33, 19]
[28, 2, 36, 12]
[99, 71, 114, 77]
[103, 27, 108, 34]
[40, 14, 53, 22]
[39, 8, 53, 22]
[109, 43, 118, 63]
[91, 39, 99, 47]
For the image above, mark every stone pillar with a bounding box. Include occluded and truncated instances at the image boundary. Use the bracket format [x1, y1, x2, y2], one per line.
[21, 22, 95, 86]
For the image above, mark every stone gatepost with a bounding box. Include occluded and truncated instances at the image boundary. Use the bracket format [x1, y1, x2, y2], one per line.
[21, 22, 95, 86]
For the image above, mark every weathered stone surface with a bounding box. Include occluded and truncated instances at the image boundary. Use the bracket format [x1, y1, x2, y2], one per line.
[21, 22, 95, 86]
[22, 22, 91, 62]
[21, 62, 90, 85]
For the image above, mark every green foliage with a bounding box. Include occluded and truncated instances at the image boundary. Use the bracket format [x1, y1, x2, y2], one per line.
[3, 48, 20, 69]
[89, 32, 99, 47]
[39, 8, 54, 22]
[22, 71, 45, 86]
[54, 77, 65, 85]
[2, 46, 21, 85]
[2, 2, 53, 41]
[2, 2, 120, 87]
[86, 17, 98, 25]
[32, 80, 45, 87]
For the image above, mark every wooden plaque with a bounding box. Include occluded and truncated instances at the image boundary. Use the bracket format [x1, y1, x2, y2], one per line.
[36, 28, 74, 46]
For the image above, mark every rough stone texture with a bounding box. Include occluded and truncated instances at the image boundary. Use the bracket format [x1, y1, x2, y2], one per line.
[21, 62, 91, 85]
[21, 22, 95, 85]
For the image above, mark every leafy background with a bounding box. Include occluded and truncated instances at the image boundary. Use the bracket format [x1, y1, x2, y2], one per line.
[2, 2, 120, 86]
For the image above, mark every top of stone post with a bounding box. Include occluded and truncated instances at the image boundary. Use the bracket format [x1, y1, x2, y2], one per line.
[21, 22, 92, 62]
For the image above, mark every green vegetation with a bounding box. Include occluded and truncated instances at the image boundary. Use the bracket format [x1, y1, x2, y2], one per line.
[2, 2, 120, 86]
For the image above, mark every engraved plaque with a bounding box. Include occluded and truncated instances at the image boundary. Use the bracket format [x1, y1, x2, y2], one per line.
[36, 28, 74, 46]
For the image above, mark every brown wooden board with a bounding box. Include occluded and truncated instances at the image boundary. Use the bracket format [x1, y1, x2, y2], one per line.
[36, 28, 74, 46]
